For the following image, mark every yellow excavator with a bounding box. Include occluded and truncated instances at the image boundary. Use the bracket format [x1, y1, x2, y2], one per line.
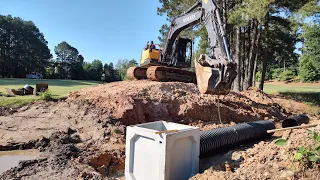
[127, 0, 237, 95]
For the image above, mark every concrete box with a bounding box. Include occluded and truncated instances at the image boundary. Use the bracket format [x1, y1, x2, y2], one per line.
[125, 121, 200, 180]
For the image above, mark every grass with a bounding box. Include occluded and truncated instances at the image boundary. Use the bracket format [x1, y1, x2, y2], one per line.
[262, 84, 320, 94]
[0, 78, 102, 107]
[260, 82, 320, 115]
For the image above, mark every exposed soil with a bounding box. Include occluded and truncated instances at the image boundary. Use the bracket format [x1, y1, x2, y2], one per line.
[0, 80, 318, 179]
[191, 125, 320, 180]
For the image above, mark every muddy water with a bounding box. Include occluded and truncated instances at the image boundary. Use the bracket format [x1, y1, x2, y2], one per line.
[0, 149, 40, 174]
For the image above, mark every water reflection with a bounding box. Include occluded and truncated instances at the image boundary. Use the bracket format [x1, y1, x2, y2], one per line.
[0, 149, 40, 174]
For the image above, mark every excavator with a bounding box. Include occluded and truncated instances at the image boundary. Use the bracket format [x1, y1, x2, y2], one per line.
[127, 0, 237, 95]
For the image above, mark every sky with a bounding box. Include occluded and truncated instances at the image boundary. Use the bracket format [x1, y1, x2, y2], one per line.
[1, 0, 168, 65]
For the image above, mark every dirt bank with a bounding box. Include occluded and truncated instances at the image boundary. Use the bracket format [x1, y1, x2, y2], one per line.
[68, 81, 290, 125]
[191, 125, 320, 180]
[0, 81, 317, 179]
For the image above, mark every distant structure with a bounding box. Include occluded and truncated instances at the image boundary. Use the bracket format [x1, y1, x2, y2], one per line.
[26, 72, 43, 79]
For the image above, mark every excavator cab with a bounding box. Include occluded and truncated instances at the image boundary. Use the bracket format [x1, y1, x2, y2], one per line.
[170, 37, 193, 68]
[140, 43, 161, 66]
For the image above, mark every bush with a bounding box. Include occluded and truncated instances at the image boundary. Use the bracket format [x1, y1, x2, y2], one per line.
[255, 71, 261, 82]
[275, 130, 320, 169]
[39, 90, 52, 101]
[299, 55, 320, 82]
[279, 69, 296, 81]
[271, 68, 283, 80]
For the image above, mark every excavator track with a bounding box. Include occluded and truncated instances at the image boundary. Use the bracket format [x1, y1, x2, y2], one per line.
[126, 66, 148, 80]
[146, 66, 196, 83]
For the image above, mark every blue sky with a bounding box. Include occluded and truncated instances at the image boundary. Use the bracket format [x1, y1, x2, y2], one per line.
[2, 0, 168, 64]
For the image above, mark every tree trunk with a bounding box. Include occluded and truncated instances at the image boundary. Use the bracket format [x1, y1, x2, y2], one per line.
[245, 22, 251, 78]
[233, 27, 241, 92]
[253, 24, 262, 88]
[259, 14, 269, 91]
[246, 19, 259, 89]
[253, 50, 258, 87]
[241, 29, 246, 91]
[243, 22, 251, 89]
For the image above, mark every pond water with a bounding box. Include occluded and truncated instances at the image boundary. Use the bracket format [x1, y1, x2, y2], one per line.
[0, 149, 40, 174]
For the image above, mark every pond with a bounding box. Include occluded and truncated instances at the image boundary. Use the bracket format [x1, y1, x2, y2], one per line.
[0, 149, 41, 174]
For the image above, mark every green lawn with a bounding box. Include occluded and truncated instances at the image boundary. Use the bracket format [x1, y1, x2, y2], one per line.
[262, 83, 320, 94]
[0, 78, 102, 107]
[261, 82, 320, 109]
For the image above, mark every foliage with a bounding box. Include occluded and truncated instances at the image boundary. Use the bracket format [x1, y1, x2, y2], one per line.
[299, 23, 320, 82]
[228, 0, 272, 26]
[83, 60, 104, 81]
[102, 62, 118, 82]
[279, 69, 297, 81]
[271, 68, 283, 80]
[39, 90, 52, 101]
[274, 130, 320, 169]
[274, 139, 288, 146]
[0, 15, 52, 78]
[54, 41, 84, 80]
[294, 130, 320, 167]
[115, 59, 138, 80]
[255, 71, 262, 82]
[156, 0, 311, 91]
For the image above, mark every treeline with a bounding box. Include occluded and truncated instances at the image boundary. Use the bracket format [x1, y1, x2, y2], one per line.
[0, 15, 138, 81]
[157, 0, 320, 91]
[0, 15, 51, 78]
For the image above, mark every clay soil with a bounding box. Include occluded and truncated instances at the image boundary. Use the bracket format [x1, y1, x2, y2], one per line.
[0, 80, 319, 180]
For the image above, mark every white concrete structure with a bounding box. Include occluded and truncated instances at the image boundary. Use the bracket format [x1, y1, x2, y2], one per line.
[125, 121, 200, 180]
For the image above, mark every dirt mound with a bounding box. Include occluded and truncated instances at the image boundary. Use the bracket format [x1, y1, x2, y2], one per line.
[0, 101, 126, 179]
[191, 124, 320, 180]
[2, 80, 314, 179]
[240, 87, 274, 104]
[69, 80, 288, 126]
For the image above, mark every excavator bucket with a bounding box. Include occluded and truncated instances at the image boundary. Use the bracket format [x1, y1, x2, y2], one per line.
[195, 54, 237, 95]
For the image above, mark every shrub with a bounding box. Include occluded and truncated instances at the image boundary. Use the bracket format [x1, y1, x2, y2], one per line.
[275, 130, 320, 169]
[271, 68, 283, 80]
[39, 90, 52, 101]
[255, 71, 261, 82]
[279, 69, 296, 81]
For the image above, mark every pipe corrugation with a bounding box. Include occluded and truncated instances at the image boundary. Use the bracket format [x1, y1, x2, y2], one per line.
[199, 120, 275, 158]
[282, 114, 309, 128]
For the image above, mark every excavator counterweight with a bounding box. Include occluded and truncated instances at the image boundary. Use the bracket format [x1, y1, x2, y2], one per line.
[126, 0, 237, 95]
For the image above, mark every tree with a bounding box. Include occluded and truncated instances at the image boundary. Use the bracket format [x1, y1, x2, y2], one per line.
[83, 62, 93, 80]
[90, 59, 103, 81]
[156, 0, 317, 92]
[299, 23, 320, 82]
[0, 15, 52, 78]
[115, 59, 138, 80]
[102, 62, 117, 82]
[54, 41, 83, 79]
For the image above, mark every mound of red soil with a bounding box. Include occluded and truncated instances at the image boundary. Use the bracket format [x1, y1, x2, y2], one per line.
[68, 80, 288, 126]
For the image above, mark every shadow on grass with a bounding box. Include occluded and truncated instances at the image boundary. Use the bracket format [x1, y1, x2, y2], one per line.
[279, 91, 320, 106]
[0, 78, 102, 87]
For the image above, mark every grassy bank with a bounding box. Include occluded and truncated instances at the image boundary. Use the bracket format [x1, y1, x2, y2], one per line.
[0, 78, 102, 106]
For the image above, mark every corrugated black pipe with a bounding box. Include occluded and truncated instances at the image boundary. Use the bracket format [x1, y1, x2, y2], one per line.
[200, 120, 275, 159]
[282, 114, 309, 128]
